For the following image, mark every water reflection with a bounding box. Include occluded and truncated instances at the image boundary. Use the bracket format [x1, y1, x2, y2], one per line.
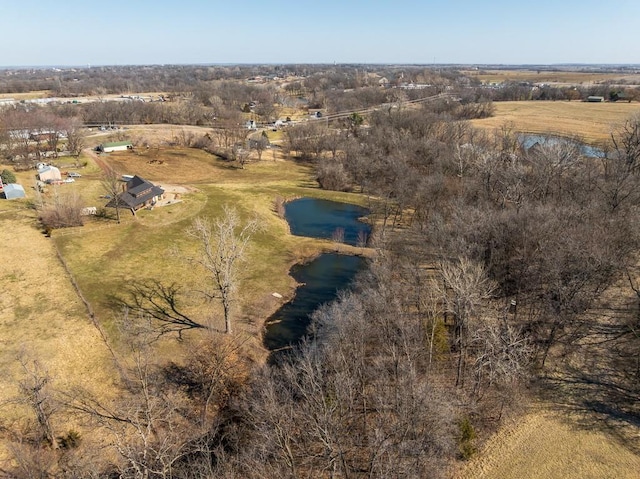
[284, 197, 371, 246]
[264, 253, 365, 353]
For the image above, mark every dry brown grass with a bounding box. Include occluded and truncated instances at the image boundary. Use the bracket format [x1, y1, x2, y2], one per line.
[454, 406, 640, 479]
[97, 147, 226, 184]
[461, 69, 640, 86]
[0, 212, 117, 460]
[470, 101, 640, 144]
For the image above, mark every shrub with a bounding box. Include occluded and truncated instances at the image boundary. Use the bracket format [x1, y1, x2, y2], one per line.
[40, 191, 85, 229]
[57, 430, 82, 449]
[274, 196, 286, 218]
[0, 169, 16, 184]
[458, 416, 477, 460]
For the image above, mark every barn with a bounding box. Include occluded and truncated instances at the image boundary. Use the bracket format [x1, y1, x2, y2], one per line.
[2, 183, 26, 199]
[97, 141, 133, 153]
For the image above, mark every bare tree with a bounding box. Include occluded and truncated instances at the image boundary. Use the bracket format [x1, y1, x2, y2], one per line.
[102, 167, 122, 223]
[67, 313, 193, 478]
[17, 355, 56, 447]
[187, 206, 259, 334]
[436, 257, 496, 387]
[250, 133, 269, 161]
[39, 189, 85, 230]
[64, 117, 87, 157]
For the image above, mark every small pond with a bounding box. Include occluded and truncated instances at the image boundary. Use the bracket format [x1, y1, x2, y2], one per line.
[284, 197, 371, 246]
[263, 253, 366, 353]
[263, 196, 373, 357]
[519, 133, 604, 158]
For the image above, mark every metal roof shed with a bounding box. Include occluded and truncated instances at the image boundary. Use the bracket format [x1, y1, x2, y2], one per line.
[3, 183, 26, 199]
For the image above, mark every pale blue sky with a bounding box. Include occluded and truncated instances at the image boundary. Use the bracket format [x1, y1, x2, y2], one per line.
[1, 0, 638, 66]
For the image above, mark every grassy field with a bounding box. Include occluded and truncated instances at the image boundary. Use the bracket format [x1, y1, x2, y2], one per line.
[50, 147, 369, 360]
[0, 209, 118, 461]
[454, 406, 640, 479]
[470, 101, 640, 144]
[0, 143, 370, 465]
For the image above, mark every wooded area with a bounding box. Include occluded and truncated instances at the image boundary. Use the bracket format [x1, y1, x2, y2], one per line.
[1, 64, 639, 478]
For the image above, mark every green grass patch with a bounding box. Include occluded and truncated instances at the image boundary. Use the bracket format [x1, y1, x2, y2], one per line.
[51, 151, 367, 349]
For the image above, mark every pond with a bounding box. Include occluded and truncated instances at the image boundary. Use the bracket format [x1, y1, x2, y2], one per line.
[263, 253, 366, 353]
[284, 197, 371, 246]
[518, 133, 604, 158]
[263, 197, 372, 357]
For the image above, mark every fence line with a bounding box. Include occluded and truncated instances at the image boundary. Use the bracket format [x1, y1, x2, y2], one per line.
[51, 239, 122, 369]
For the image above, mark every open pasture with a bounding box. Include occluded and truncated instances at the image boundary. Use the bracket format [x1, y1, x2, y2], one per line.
[471, 100, 640, 143]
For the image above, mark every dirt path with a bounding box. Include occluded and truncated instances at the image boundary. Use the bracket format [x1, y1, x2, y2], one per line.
[83, 146, 110, 174]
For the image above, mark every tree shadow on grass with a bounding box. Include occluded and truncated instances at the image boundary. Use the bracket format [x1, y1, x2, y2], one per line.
[536, 337, 640, 454]
[109, 279, 205, 340]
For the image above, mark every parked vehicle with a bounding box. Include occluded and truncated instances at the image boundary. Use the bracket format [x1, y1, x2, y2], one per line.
[67, 172, 81, 178]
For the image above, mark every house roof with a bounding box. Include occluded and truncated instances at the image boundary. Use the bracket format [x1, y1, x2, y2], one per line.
[106, 175, 164, 209]
[37, 165, 60, 175]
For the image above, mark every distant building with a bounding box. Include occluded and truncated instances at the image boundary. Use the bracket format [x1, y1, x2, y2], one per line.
[97, 141, 133, 153]
[587, 96, 605, 102]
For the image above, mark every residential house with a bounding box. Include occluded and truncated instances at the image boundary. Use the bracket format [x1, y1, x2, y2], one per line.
[106, 175, 164, 214]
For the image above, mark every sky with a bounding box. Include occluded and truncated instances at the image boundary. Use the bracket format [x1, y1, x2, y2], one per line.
[1, 0, 639, 66]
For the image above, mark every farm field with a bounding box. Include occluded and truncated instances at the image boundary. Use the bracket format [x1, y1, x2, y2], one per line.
[461, 69, 640, 86]
[470, 100, 640, 143]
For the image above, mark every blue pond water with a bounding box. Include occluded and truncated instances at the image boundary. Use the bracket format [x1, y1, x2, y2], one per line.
[263, 253, 366, 352]
[284, 197, 371, 246]
[264, 198, 371, 354]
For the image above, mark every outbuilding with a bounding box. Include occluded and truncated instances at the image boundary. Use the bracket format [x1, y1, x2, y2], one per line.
[2, 183, 26, 199]
[97, 141, 134, 153]
[37, 165, 62, 183]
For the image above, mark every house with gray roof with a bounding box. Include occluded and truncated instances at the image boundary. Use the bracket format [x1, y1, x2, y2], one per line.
[106, 175, 164, 213]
